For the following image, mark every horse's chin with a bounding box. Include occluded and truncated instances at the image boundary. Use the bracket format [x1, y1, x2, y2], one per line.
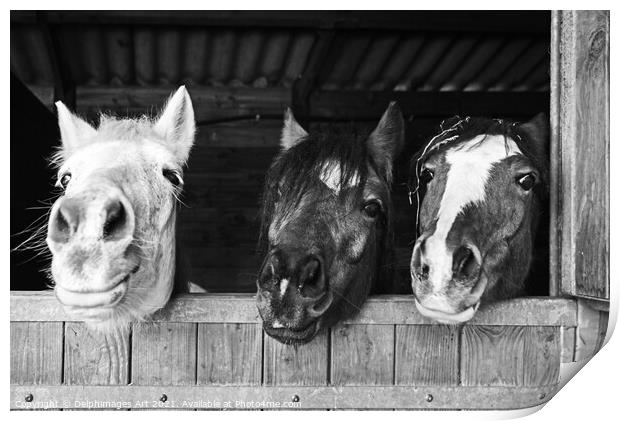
[414, 299, 480, 324]
[262, 320, 321, 345]
[54, 264, 141, 321]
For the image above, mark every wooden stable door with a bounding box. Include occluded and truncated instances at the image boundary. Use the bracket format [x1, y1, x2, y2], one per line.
[551, 11, 609, 304]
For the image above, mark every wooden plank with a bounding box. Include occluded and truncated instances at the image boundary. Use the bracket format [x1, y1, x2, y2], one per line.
[10, 384, 558, 410]
[73, 87, 548, 124]
[575, 299, 608, 361]
[556, 11, 609, 300]
[395, 325, 459, 385]
[263, 330, 329, 385]
[152, 295, 261, 323]
[596, 311, 609, 351]
[570, 11, 609, 300]
[549, 11, 561, 297]
[522, 326, 560, 386]
[195, 120, 281, 147]
[10, 322, 64, 385]
[197, 323, 262, 385]
[11, 11, 550, 34]
[75, 86, 291, 123]
[461, 326, 560, 387]
[461, 326, 526, 387]
[331, 324, 394, 385]
[131, 323, 197, 385]
[63, 323, 130, 385]
[10, 292, 579, 326]
[310, 90, 549, 119]
[561, 326, 576, 363]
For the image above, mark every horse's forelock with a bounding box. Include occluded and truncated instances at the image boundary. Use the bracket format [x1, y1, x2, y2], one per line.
[259, 128, 394, 251]
[96, 114, 159, 141]
[409, 116, 549, 219]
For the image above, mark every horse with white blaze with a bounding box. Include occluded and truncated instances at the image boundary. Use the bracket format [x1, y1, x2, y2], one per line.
[46, 86, 195, 331]
[409, 114, 548, 324]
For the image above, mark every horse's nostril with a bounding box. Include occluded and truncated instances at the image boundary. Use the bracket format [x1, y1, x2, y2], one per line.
[302, 259, 319, 283]
[49, 198, 80, 244]
[55, 210, 71, 237]
[453, 245, 480, 279]
[421, 263, 430, 277]
[299, 257, 325, 298]
[411, 241, 429, 280]
[103, 200, 128, 241]
[258, 252, 282, 289]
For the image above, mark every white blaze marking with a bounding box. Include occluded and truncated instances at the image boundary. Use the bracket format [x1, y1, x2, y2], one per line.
[319, 160, 360, 193]
[272, 320, 284, 328]
[424, 135, 521, 292]
[279, 278, 289, 297]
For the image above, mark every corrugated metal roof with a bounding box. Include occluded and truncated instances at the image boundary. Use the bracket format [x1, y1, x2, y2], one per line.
[11, 15, 550, 94]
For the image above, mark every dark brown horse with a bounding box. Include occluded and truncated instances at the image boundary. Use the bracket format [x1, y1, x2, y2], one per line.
[409, 114, 548, 323]
[257, 104, 403, 344]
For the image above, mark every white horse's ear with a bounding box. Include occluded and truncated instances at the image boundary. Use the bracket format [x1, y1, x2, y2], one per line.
[55, 101, 97, 154]
[367, 102, 404, 182]
[154, 86, 196, 163]
[280, 108, 308, 150]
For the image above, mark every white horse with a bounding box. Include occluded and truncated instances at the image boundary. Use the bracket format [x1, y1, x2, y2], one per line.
[47, 86, 195, 331]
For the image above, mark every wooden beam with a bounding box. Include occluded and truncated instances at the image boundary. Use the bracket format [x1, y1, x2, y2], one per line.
[552, 11, 609, 300]
[73, 86, 549, 123]
[10, 291, 577, 326]
[10, 384, 557, 410]
[309, 90, 550, 119]
[75, 86, 291, 123]
[575, 299, 609, 361]
[10, 11, 550, 35]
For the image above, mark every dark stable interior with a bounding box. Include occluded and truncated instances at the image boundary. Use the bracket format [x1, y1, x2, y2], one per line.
[10, 11, 550, 295]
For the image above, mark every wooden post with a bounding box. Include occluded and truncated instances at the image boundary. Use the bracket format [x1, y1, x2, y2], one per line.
[551, 11, 609, 302]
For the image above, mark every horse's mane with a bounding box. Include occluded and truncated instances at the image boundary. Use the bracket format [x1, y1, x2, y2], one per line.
[408, 116, 549, 198]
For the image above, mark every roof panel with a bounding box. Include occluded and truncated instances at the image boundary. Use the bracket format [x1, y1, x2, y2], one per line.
[349, 35, 401, 91]
[439, 37, 505, 92]
[10, 15, 550, 94]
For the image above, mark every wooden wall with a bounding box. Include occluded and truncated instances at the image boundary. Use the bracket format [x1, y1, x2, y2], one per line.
[11, 292, 590, 410]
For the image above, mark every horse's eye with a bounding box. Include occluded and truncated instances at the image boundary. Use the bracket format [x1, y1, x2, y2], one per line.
[163, 169, 182, 187]
[362, 200, 382, 218]
[420, 167, 434, 184]
[516, 173, 536, 191]
[58, 173, 72, 189]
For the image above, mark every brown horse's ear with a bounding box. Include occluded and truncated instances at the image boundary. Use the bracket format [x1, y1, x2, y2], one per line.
[153, 86, 196, 164]
[367, 102, 404, 182]
[280, 108, 308, 150]
[518, 112, 549, 160]
[55, 101, 97, 156]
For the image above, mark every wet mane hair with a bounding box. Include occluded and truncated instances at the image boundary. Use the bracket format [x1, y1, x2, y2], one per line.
[259, 125, 396, 292]
[409, 116, 549, 191]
